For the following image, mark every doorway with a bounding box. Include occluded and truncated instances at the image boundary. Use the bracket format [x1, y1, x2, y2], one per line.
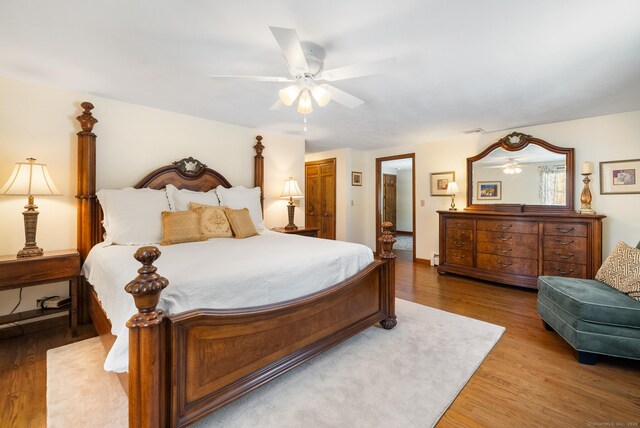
[376, 154, 415, 260]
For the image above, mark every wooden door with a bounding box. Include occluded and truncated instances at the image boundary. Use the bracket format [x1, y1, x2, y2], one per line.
[383, 174, 397, 233]
[305, 158, 336, 240]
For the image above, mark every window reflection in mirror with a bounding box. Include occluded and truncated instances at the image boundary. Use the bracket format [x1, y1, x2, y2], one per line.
[471, 144, 566, 205]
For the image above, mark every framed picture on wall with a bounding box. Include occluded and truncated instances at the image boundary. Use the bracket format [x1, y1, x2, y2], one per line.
[430, 171, 455, 196]
[600, 159, 640, 195]
[351, 171, 362, 186]
[477, 181, 502, 200]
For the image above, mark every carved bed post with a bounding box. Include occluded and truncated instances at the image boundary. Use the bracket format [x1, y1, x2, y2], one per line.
[254, 135, 265, 213]
[76, 102, 98, 324]
[125, 246, 169, 428]
[378, 222, 397, 329]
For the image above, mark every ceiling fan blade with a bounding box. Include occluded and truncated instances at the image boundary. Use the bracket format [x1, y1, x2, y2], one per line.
[319, 58, 396, 82]
[323, 84, 364, 109]
[209, 75, 294, 82]
[269, 99, 285, 111]
[269, 26, 309, 75]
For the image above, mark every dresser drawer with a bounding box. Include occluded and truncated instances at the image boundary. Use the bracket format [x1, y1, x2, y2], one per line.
[477, 241, 538, 259]
[543, 261, 587, 278]
[445, 249, 473, 267]
[477, 254, 538, 276]
[477, 220, 538, 234]
[477, 230, 538, 247]
[543, 222, 587, 237]
[446, 218, 473, 230]
[543, 236, 587, 252]
[446, 229, 473, 250]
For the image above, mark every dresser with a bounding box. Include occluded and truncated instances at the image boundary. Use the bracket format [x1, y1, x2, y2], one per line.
[437, 211, 605, 288]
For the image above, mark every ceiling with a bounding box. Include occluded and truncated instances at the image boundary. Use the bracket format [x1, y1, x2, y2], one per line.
[1, 1, 639, 153]
[382, 158, 413, 171]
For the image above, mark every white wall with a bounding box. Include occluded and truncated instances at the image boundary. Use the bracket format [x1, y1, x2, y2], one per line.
[359, 110, 640, 261]
[0, 76, 305, 317]
[396, 169, 413, 232]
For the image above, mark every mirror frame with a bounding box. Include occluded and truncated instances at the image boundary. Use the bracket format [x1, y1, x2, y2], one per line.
[466, 132, 575, 213]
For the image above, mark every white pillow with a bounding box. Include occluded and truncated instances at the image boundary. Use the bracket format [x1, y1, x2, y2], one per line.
[165, 184, 220, 211]
[216, 185, 264, 231]
[96, 188, 170, 245]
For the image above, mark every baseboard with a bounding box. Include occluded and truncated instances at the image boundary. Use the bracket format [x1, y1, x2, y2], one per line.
[415, 258, 431, 266]
[396, 230, 413, 235]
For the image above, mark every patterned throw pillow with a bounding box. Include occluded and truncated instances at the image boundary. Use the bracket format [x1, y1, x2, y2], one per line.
[160, 210, 205, 245]
[189, 203, 233, 238]
[224, 207, 258, 239]
[595, 241, 640, 301]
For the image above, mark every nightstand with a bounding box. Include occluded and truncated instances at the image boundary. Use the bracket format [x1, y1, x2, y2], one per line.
[271, 227, 319, 238]
[0, 249, 81, 336]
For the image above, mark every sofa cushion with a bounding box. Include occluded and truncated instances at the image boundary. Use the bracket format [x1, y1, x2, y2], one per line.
[537, 276, 640, 328]
[596, 241, 640, 301]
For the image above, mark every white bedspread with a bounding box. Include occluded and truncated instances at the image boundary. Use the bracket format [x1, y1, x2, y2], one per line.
[82, 231, 374, 372]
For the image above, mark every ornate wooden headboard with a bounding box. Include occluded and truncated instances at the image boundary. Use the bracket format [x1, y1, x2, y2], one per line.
[75, 102, 265, 261]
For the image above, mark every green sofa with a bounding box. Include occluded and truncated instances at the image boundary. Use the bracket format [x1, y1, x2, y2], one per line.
[537, 242, 640, 365]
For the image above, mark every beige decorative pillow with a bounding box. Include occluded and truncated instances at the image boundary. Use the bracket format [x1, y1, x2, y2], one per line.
[224, 207, 258, 239]
[189, 203, 233, 238]
[160, 210, 205, 245]
[595, 241, 640, 301]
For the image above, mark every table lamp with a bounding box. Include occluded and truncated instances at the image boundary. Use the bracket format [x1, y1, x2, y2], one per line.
[280, 177, 303, 230]
[446, 181, 459, 211]
[0, 158, 61, 257]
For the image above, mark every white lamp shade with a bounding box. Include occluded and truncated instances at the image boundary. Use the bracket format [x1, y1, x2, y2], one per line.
[278, 85, 302, 106]
[0, 158, 61, 196]
[297, 89, 314, 114]
[280, 177, 303, 199]
[446, 181, 459, 194]
[310, 84, 332, 107]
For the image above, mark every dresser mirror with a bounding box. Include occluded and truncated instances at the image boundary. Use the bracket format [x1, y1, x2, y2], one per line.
[466, 132, 574, 212]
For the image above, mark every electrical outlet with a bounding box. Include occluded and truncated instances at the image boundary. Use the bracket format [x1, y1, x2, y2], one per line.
[420, 199, 425, 207]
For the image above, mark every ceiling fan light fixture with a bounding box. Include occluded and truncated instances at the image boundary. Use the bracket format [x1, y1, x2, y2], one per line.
[297, 89, 313, 114]
[278, 85, 301, 106]
[310, 84, 331, 107]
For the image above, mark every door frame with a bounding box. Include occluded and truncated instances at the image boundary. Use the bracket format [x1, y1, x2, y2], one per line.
[375, 153, 416, 260]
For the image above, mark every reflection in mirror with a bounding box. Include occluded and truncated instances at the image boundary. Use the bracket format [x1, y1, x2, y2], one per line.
[472, 144, 566, 205]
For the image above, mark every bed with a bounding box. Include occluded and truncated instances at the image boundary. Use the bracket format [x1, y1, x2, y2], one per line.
[75, 102, 397, 427]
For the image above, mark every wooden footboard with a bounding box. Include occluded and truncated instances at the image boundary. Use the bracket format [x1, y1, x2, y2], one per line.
[126, 225, 397, 428]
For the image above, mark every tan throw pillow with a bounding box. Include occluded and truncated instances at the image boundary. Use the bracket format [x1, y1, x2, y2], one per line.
[224, 207, 258, 239]
[189, 203, 233, 238]
[595, 241, 640, 301]
[160, 210, 205, 245]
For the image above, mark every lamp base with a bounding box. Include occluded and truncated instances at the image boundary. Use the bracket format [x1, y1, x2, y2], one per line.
[18, 198, 44, 258]
[577, 207, 596, 215]
[18, 246, 44, 258]
[284, 203, 298, 230]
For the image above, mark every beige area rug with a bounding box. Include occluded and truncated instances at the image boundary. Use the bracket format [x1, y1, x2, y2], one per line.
[47, 299, 505, 427]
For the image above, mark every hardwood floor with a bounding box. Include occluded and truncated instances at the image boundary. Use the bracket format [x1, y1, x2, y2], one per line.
[1, 252, 638, 427]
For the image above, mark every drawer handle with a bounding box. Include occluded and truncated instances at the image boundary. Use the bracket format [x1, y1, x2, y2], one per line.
[455, 221, 465, 227]
[497, 260, 513, 267]
[553, 239, 574, 246]
[555, 226, 575, 233]
[553, 251, 574, 259]
[554, 266, 574, 275]
[453, 241, 464, 247]
[497, 234, 512, 241]
[497, 247, 512, 254]
[498, 224, 512, 230]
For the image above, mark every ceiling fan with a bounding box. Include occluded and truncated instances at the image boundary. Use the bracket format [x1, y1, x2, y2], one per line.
[209, 26, 396, 114]
[486, 159, 530, 175]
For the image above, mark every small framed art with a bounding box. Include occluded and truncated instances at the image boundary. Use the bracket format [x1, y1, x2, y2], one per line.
[351, 171, 362, 186]
[477, 181, 502, 200]
[600, 159, 640, 195]
[430, 171, 455, 196]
